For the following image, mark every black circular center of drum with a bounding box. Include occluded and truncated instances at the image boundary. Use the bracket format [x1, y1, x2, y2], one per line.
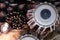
[40, 9, 51, 19]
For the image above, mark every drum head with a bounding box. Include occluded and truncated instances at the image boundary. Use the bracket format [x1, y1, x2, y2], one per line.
[34, 4, 58, 26]
[19, 34, 39, 40]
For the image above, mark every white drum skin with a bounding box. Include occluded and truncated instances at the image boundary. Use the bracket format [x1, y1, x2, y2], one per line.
[19, 34, 39, 40]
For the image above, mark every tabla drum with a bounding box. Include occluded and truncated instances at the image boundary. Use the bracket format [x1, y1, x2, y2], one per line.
[17, 34, 40, 40]
[27, 2, 59, 37]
